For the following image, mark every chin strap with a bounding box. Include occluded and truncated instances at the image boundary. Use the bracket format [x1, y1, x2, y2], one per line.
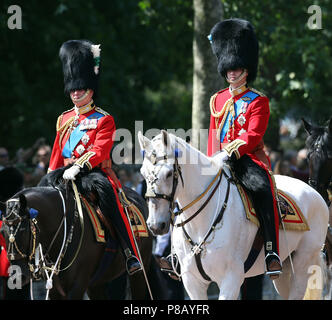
[225, 69, 248, 84]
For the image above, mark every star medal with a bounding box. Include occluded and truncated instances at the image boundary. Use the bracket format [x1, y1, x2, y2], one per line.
[237, 114, 246, 126]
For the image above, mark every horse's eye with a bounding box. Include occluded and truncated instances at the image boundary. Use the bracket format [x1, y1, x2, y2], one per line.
[166, 171, 172, 179]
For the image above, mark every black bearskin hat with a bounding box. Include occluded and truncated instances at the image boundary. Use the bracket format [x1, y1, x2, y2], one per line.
[209, 18, 259, 83]
[59, 39, 101, 97]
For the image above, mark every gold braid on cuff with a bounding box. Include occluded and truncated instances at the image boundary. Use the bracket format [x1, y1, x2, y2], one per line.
[75, 151, 96, 170]
[222, 139, 246, 159]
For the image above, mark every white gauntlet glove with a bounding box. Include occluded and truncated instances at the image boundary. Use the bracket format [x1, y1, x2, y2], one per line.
[219, 150, 229, 162]
[63, 165, 80, 180]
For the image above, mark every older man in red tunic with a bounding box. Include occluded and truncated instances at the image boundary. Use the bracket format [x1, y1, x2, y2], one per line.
[48, 40, 141, 275]
[207, 19, 282, 279]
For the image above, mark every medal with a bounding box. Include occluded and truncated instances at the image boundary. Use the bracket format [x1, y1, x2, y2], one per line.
[241, 102, 248, 113]
[238, 128, 247, 136]
[237, 114, 246, 126]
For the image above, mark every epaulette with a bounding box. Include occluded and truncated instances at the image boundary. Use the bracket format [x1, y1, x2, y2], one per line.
[56, 114, 63, 132]
[95, 106, 110, 116]
[210, 88, 229, 118]
[56, 107, 75, 132]
[214, 87, 228, 96]
[249, 87, 266, 97]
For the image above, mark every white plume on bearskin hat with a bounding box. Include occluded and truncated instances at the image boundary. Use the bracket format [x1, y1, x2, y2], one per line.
[59, 39, 101, 96]
[209, 18, 259, 83]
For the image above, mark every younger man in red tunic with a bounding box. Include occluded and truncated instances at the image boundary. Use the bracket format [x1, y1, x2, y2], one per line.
[207, 19, 282, 278]
[48, 40, 141, 275]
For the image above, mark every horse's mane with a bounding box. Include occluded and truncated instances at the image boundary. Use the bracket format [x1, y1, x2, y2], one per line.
[160, 133, 219, 168]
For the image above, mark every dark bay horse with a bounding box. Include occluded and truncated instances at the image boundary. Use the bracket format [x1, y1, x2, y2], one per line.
[303, 117, 332, 296]
[303, 117, 332, 203]
[0, 166, 167, 300]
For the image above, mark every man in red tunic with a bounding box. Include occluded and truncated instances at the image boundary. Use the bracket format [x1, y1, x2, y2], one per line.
[207, 19, 282, 278]
[48, 40, 141, 275]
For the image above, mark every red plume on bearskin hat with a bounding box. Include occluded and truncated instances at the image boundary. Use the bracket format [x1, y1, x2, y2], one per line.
[209, 18, 259, 83]
[59, 39, 101, 97]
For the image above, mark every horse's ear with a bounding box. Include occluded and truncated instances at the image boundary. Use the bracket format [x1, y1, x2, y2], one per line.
[328, 117, 332, 135]
[302, 118, 312, 135]
[137, 131, 152, 153]
[161, 129, 171, 148]
[19, 194, 27, 210]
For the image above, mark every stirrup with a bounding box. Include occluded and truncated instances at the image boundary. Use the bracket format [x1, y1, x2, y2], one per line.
[265, 252, 283, 280]
[159, 254, 181, 281]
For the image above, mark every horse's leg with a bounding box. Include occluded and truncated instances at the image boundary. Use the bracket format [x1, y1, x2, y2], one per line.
[217, 263, 244, 300]
[181, 272, 209, 300]
[287, 247, 323, 300]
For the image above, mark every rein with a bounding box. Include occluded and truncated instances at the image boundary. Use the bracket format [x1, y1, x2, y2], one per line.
[173, 168, 223, 227]
[144, 150, 223, 227]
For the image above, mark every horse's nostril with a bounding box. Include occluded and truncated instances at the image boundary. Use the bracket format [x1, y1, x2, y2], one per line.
[160, 222, 166, 231]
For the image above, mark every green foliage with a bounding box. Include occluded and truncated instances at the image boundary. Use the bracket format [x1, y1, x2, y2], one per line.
[222, 0, 332, 148]
[0, 0, 193, 155]
[1, 0, 331, 155]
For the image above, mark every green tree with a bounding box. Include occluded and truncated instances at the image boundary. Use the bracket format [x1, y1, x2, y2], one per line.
[222, 0, 332, 149]
[0, 0, 193, 158]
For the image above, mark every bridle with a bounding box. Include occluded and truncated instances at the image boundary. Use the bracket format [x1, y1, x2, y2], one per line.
[307, 135, 332, 189]
[144, 149, 184, 217]
[1, 185, 84, 284]
[1, 199, 38, 263]
[143, 148, 231, 227]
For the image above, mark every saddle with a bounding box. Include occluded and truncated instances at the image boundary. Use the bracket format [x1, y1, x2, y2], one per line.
[81, 192, 149, 244]
[236, 183, 310, 232]
[79, 191, 149, 285]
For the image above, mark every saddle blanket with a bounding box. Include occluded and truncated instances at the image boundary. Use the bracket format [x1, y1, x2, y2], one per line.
[81, 197, 149, 243]
[236, 184, 310, 231]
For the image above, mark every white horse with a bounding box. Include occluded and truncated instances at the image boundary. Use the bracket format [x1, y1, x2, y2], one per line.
[138, 130, 329, 300]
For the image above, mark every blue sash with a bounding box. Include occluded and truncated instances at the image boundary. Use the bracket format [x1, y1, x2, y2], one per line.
[220, 90, 259, 142]
[62, 111, 104, 158]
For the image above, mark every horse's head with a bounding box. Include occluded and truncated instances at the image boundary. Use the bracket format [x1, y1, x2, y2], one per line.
[303, 117, 332, 202]
[0, 193, 39, 286]
[138, 130, 183, 235]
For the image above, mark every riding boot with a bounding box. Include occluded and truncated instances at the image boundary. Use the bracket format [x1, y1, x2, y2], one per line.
[100, 201, 142, 276]
[251, 190, 282, 280]
[229, 155, 282, 280]
[113, 219, 142, 275]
